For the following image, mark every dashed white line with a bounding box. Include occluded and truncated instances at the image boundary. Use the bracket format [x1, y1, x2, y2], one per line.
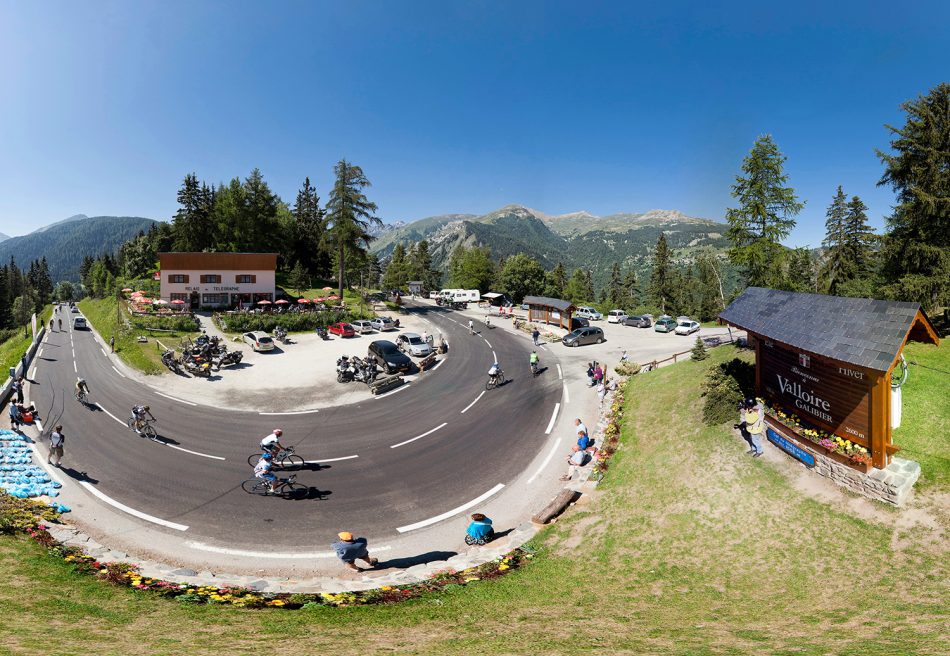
[563, 383, 570, 404]
[556, 363, 563, 379]
[528, 437, 563, 484]
[37, 347, 43, 358]
[73, 361, 77, 373]
[79, 482, 189, 531]
[431, 359, 445, 371]
[165, 444, 225, 460]
[95, 402, 127, 427]
[100, 347, 107, 357]
[397, 483, 505, 532]
[28, 366, 37, 379]
[155, 391, 197, 406]
[539, 344, 547, 351]
[545, 402, 561, 434]
[303, 454, 359, 463]
[374, 383, 411, 399]
[460, 391, 485, 414]
[483, 339, 492, 348]
[111, 365, 126, 378]
[390, 422, 448, 448]
[492, 350, 497, 362]
[259, 409, 319, 415]
[185, 542, 391, 559]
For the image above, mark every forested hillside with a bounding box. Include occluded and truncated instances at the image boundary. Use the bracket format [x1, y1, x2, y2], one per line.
[0, 215, 158, 282]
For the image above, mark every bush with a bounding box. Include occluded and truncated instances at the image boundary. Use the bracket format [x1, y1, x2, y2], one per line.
[614, 361, 640, 376]
[700, 357, 755, 425]
[691, 336, 708, 361]
[215, 310, 353, 333]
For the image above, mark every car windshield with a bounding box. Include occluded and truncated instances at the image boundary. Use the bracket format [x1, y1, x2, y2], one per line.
[408, 336, 423, 345]
[567, 329, 583, 338]
[378, 342, 398, 353]
[258, 337, 272, 343]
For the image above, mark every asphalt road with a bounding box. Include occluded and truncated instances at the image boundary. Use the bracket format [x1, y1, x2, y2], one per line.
[33, 303, 562, 550]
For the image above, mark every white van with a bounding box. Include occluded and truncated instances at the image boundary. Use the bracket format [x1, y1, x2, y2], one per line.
[607, 310, 628, 324]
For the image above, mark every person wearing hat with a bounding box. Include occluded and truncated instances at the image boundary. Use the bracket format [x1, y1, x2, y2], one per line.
[331, 532, 379, 571]
[738, 398, 765, 458]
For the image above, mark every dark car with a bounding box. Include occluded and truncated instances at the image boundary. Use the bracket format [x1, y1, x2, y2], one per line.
[368, 340, 413, 374]
[623, 314, 652, 328]
[570, 317, 590, 330]
[562, 326, 605, 347]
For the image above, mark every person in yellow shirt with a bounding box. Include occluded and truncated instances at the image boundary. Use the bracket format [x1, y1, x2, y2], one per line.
[743, 398, 764, 458]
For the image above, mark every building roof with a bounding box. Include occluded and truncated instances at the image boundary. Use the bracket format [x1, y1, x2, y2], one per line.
[159, 252, 278, 271]
[719, 287, 939, 373]
[523, 295, 575, 312]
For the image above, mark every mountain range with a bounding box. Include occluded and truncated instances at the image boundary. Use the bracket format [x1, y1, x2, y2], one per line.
[0, 214, 159, 282]
[371, 205, 731, 288]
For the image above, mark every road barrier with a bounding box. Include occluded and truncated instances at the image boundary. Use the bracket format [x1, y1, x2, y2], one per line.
[418, 353, 437, 371]
[369, 374, 403, 395]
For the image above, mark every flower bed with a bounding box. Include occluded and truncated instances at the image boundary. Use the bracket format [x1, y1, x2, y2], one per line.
[589, 386, 625, 481]
[3, 491, 535, 609]
[764, 402, 873, 469]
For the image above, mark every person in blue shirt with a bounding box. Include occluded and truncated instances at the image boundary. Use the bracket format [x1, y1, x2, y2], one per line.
[465, 513, 495, 545]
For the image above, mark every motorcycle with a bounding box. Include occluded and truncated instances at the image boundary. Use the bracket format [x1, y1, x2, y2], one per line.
[161, 349, 182, 374]
[337, 356, 354, 383]
[316, 327, 330, 340]
[274, 326, 289, 343]
[214, 349, 244, 369]
[183, 358, 212, 377]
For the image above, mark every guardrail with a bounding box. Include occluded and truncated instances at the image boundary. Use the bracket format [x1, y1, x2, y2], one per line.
[639, 332, 742, 373]
[369, 374, 404, 395]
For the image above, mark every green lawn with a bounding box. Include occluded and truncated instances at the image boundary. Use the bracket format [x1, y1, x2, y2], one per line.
[0, 305, 52, 375]
[1, 344, 946, 655]
[78, 297, 198, 375]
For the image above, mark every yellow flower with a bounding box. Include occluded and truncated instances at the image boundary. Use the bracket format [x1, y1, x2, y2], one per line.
[267, 599, 286, 606]
[380, 586, 392, 591]
[498, 564, 510, 571]
[464, 577, 480, 582]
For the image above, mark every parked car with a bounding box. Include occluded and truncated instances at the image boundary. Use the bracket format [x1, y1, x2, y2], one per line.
[562, 326, 605, 347]
[242, 331, 275, 351]
[369, 316, 397, 331]
[607, 310, 628, 324]
[675, 320, 701, 336]
[654, 317, 678, 333]
[368, 340, 412, 374]
[350, 320, 375, 334]
[72, 316, 87, 330]
[70, 306, 79, 313]
[575, 306, 603, 321]
[396, 332, 432, 357]
[623, 314, 653, 328]
[328, 322, 356, 337]
[570, 317, 590, 330]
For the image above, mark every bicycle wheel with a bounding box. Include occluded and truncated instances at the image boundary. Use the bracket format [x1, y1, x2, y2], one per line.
[485, 377, 496, 391]
[126, 418, 137, 431]
[142, 423, 157, 439]
[279, 454, 304, 469]
[280, 481, 307, 500]
[247, 453, 264, 467]
[241, 479, 270, 495]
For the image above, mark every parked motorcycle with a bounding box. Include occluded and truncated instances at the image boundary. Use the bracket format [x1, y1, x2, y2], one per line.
[161, 349, 182, 374]
[316, 327, 330, 340]
[214, 349, 244, 369]
[274, 326, 291, 344]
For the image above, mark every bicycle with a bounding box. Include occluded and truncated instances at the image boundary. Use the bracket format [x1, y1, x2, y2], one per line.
[241, 474, 305, 499]
[486, 370, 506, 390]
[246, 446, 304, 469]
[126, 416, 157, 439]
[530, 361, 539, 377]
[75, 389, 88, 404]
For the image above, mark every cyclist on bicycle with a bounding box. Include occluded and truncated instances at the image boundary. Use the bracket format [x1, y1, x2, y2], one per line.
[488, 361, 503, 383]
[131, 404, 155, 433]
[529, 351, 539, 373]
[75, 377, 90, 400]
[260, 429, 285, 457]
[58, 318, 62, 330]
[253, 452, 278, 493]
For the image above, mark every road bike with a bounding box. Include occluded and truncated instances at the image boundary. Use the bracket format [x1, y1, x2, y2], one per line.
[486, 370, 506, 390]
[246, 446, 305, 469]
[530, 361, 539, 377]
[75, 389, 88, 404]
[241, 474, 306, 499]
[126, 416, 157, 439]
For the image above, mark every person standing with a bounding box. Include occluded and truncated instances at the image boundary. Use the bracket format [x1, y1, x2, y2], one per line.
[110, 335, 115, 353]
[532, 328, 540, 346]
[48, 425, 65, 467]
[8, 402, 21, 431]
[468, 319, 475, 335]
[745, 398, 765, 458]
[331, 532, 379, 571]
[15, 376, 24, 404]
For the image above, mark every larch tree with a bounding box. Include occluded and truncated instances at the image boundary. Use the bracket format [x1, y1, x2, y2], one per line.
[725, 135, 804, 288]
[325, 160, 381, 298]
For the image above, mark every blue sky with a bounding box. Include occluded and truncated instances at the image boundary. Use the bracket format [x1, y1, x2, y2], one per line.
[1, 1, 947, 247]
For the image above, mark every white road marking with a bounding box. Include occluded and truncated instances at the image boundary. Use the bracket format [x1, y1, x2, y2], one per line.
[483, 339, 492, 348]
[390, 422, 448, 449]
[154, 391, 197, 406]
[528, 437, 562, 484]
[374, 383, 410, 399]
[185, 542, 391, 559]
[563, 383, 570, 404]
[95, 402, 127, 427]
[164, 444, 226, 460]
[460, 391, 485, 414]
[26, 440, 65, 485]
[111, 365, 126, 378]
[100, 347, 106, 357]
[556, 363, 563, 379]
[36, 420, 44, 433]
[492, 350, 497, 362]
[79, 482, 189, 531]
[28, 366, 37, 379]
[303, 454, 359, 463]
[37, 347, 43, 358]
[73, 361, 77, 373]
[545, 402, 561, 434]
[539, 344, 547, 351]
[71, 347, 75, 358]
[397, 483, 505, 533]
[431, 358, 445, 371]
[259, 409, 319, 415]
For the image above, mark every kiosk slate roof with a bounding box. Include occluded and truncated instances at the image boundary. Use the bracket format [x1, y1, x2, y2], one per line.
[719, 287, 925, 372]
[523, 296, 575, 312]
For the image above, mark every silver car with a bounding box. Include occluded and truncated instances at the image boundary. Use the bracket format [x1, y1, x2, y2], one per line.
[351, 320, 375, 334]
[396, 332, 432, 357]
[370, 317, 397, 331]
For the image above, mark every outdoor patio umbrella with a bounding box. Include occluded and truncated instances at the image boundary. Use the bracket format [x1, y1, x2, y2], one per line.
[313, 297, 325, 302]
[257, 299, 272, 305]
[138, 298, 153, 304]
[121, 288, 133, 293]
[275, 299, 289, 305]
[297, 298, 310, 304]
[171, 299, 185, 305]
[322, 286, 333, 290]
[327, 295, 340, 301]
[154, 299, 169, 305]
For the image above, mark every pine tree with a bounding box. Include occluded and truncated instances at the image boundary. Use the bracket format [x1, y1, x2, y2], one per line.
[780, 247, 816, 293]
[607, 262, 625, 308]
[648, 233, 673, 313]
[622, 268, 639, 308]
[725, 135, 804, 287]
[843, 196, 876, 280]
[877, 83, 950, 310]
[820, 186, 851, 294]
[291, 177, 328, 277]
[545, 262, 568, 298]
[325, 160, 381, 298]
[564, 268, 592, 304]
[381, 243, 409, 290]
[583, 269, 595, 301]
[410, 240, 441, 291]
[287, 261, 310, 292]
[172, 174, 214, 251]
[691, 335, 708, 361]
[696, 251, 724, 321]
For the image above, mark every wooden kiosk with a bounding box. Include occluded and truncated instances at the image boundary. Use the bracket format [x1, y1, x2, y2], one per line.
[523, 296, 576, 331]
[720, 288, 939, 472]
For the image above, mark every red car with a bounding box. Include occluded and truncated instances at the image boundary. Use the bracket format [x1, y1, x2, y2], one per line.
[328, 322, 356, 337]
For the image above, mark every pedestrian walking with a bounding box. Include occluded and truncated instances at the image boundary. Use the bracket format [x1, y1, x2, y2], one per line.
[469, 319, 475, 335]
[15, 376, 24, 404]
[532, 328, 540, 346]
[8, 402, 21, 431]
[49, 318, 55, 331]
[110, 335, 115, 353]
[331, 531, 379, 571]
[48, 425, 65, 467]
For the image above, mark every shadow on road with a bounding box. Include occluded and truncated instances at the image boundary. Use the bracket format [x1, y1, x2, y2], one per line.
[286, 487, 331, 501]
[57, 466, 98, 484]
[151, 434, 181, 446]
[375, 550, 458, 570]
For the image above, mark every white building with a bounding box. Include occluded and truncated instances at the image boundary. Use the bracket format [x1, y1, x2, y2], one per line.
[158, 252, 277, 309]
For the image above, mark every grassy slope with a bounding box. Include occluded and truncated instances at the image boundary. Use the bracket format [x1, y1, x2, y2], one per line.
[0, 305, 52, 374]
[1, 345, 946, 655]
[77, 297, 197, 375]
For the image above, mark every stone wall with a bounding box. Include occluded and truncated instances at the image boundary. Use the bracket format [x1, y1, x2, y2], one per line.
[813, 453, 920, 506]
